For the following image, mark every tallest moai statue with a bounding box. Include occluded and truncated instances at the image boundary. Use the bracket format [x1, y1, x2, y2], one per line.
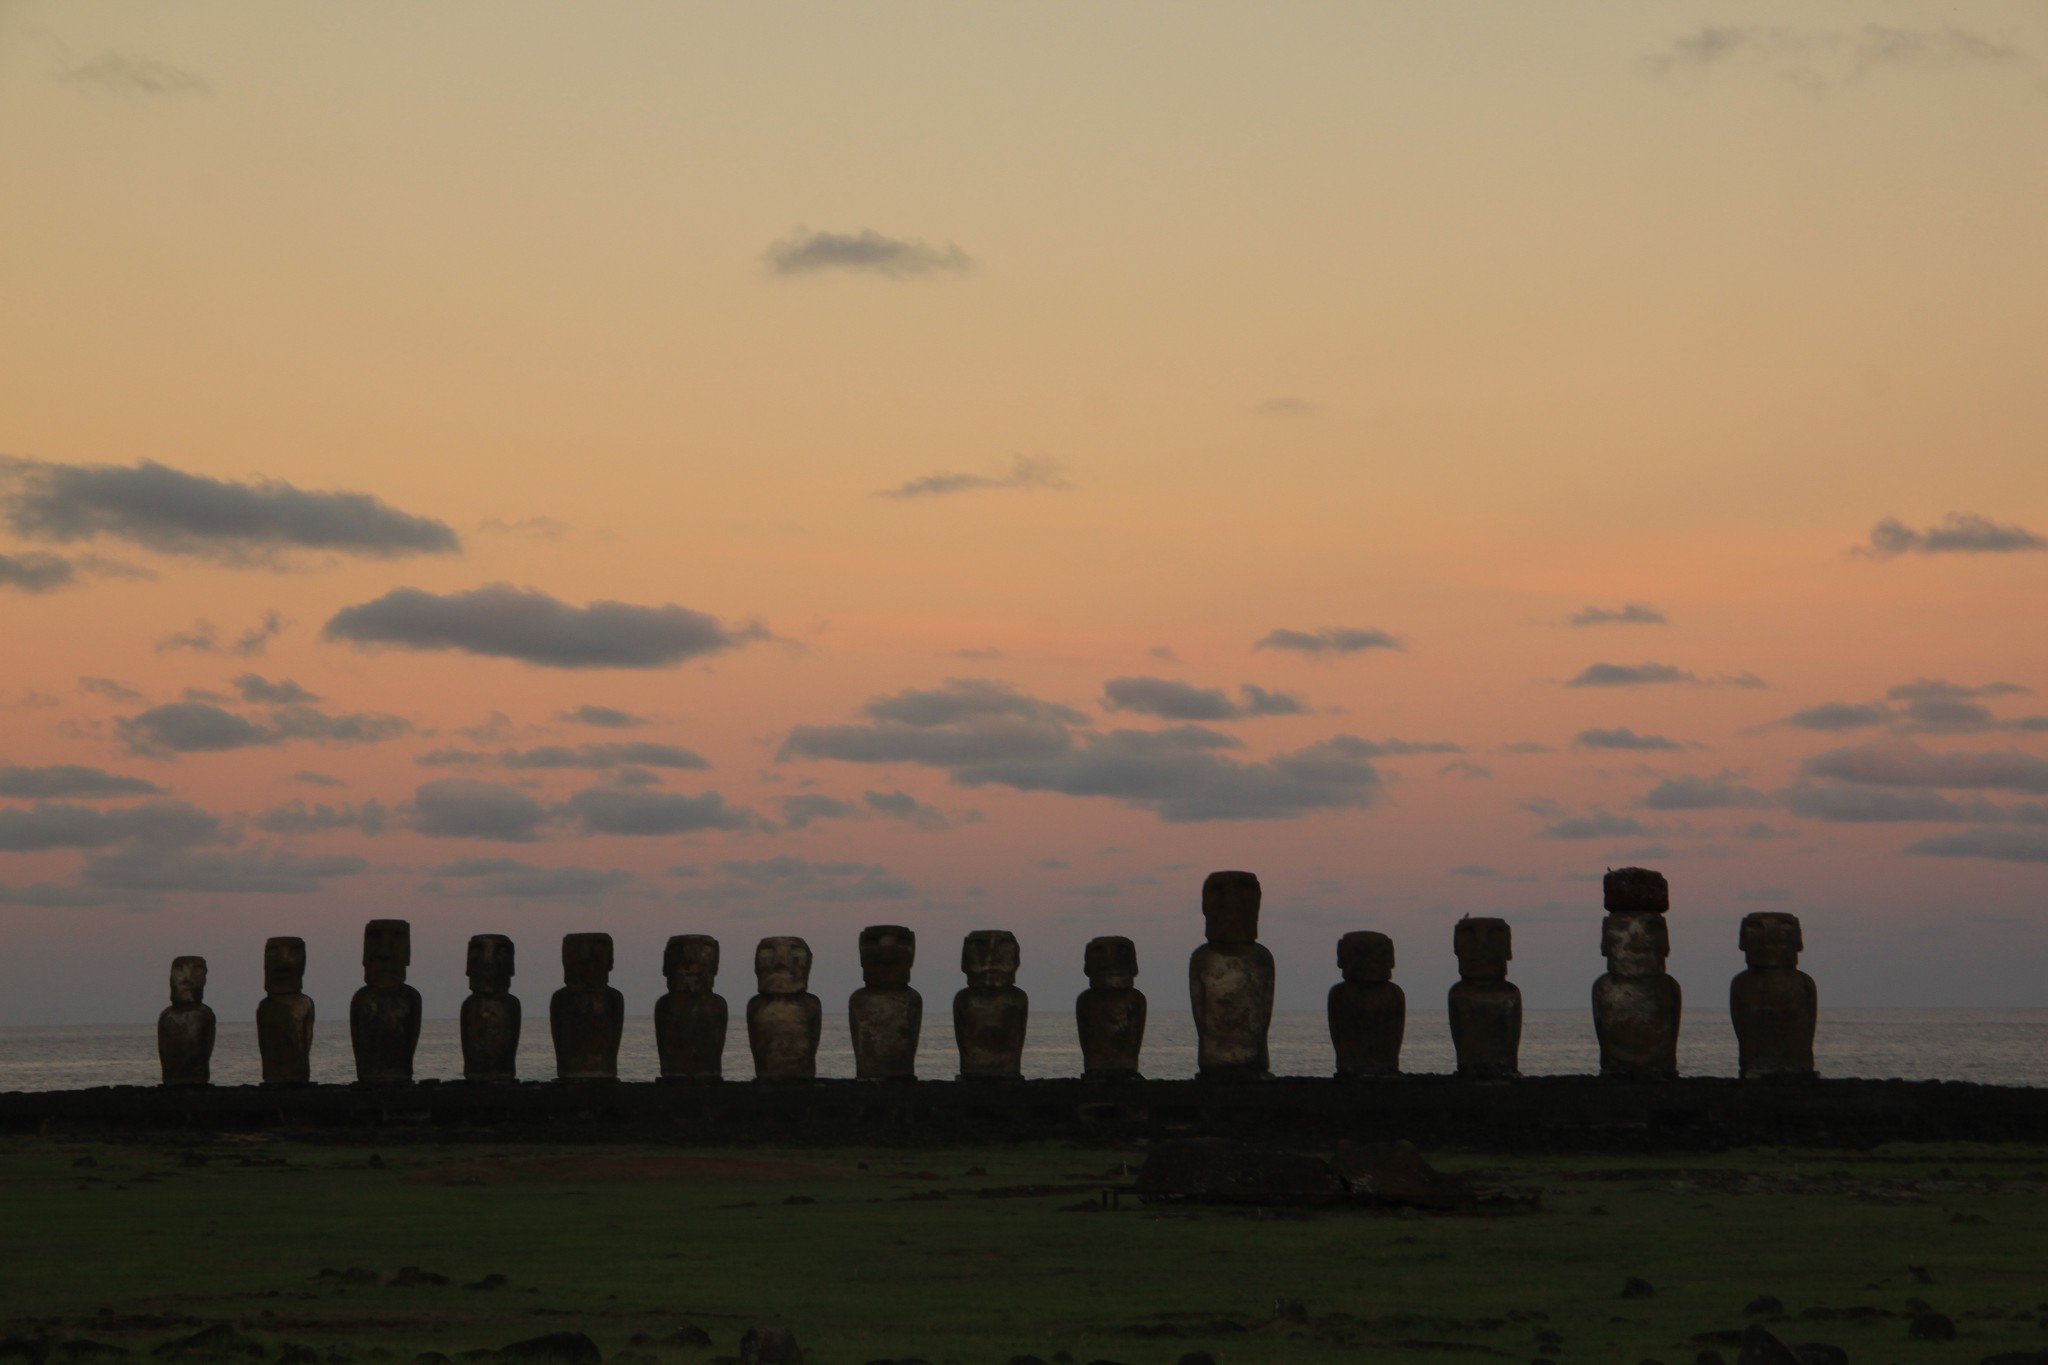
[351, 919, 422, 1085]
[1592, 867, 1681, 1080]
[1189, 870, 1274, 1081]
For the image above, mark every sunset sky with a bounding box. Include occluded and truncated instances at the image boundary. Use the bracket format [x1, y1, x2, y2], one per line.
[4, 2, 2047, 1026]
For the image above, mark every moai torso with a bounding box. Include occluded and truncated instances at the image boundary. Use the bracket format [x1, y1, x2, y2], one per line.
[656, 934, 728, 1081]
[747, 937, 821, 1080]
[350, 919, 422, 1084]
[158, 956, 215, 1086]
[1076, 935, 1146, 1081]
[256, 936, 315, 1085]
[954, 930, 1027, 1080]
[1592, 868, 1681, 1080]
[551, 933, 625, 1080]
[460, 934, 520, 1082]
[1449, 917, 1520, 1079]
[1731, 912, 1817, 1080]
[1189, 870, 1274, 1080]
[849, 925, 921, 1081]
[1328, 930, 1404, 1078]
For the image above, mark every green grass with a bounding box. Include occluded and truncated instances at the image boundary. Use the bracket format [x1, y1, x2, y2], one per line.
[6, 1136, 2048, 1365]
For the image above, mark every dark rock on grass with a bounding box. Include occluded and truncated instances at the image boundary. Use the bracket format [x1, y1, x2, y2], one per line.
[387, 1268, 449, 1288]
[1053, 1353, 1076, 1364]
[1696, 1352, 1726, 1365]
[462, 1276, 508, 1293]
[1177, 1352, 1216, 1365]
[493, 1336, 600, 1365]
[1005, 1357, 1045, 1365]
[1532, 1359, 1556, 1365]
[737, 1328, 799, 1365]
[1907, 1265, 1934, 1284]
[1, 1338, 50, 1365]
[72, 1157, 98, 1169]
[1535, 1330, 1564, 1349]
[414, 1355, 451, 1365]
[276, 1349, 317, 1365]
[1908, 1312, 1957, 1341]
[1791, 1347, 1845, 1365]
[1135, 1139, 1345, 1207]
[672, 1328, 711, 1351]
[154, 1326, 266, 1360]
[1743, 1297, 1783, 1317]
[1980, 1352, 2048, 1364]
[1621, 1277, 1655, 1300]
[1734, 1325, 1801, 1365]
[57, 1344, 130, 1361]
[1797, 1307, 1836, 1321]
[1272, 1301, 1307, 1324]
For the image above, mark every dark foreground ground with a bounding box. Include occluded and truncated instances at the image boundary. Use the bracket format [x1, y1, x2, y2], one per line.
[5, 1136, 2048, 1365]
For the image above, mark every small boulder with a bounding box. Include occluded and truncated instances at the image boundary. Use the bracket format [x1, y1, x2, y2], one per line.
[737, 1329, 799, 1365]
[153, 1326, 265, 1360]
[1177, 1354, 1216, 1365]
[1734, 1325, 1801, 1365]
[1621, 1278, 1655, 1300]
[1791, 1347, 1845, 1365]
[672, 1329, 711, 1351]
[493, 1336, 600, 1365]
[1908, 1312, 1957, 1342]
[1743, 1297, 1783, 1317]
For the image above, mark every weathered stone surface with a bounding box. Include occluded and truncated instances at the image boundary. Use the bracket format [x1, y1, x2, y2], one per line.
[747, 937, 821, 1080]
[460, 934, 520, 1083]
[1593, 906, 1681, 1080]
[656, 935, 727, 1081]
[955, 930, 1027, 1080]
[1604, 865, 1670, 915]
[256, 937, 314, 1086]
[157, 957, 214, 1087]
[1076, 935, 1145, 1081]
[1331, 1139, 1473, 1209]
[350, 919, 422, 1085]
[1189, 870, 1274, 1081]
[1449, 917, 1520, 1079]
[1328, 931, 1404, 1078]
[1135, 1137, 1345, 1205]
[551, 933, 624, 1080]
[849, 925, 921, 1081]
[1731, 912, 1817, 1081]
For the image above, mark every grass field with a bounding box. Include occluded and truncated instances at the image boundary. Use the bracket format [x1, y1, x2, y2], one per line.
[5, 1135, 2048, 1365]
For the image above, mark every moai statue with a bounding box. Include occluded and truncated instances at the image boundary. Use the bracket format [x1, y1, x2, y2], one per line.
[1730, 912, 1817, 1081]
[1448, 917, 1521, 1079]
[656, 934, 728, 1081]
[849, 925, 921, 1081]
[350, 918, 422, 1085]
[1076, 935, 1146, 1081]
[158, 956, 215, 1086]
[460, 934, 520, 1083]
[955, 930, 1028, 1080]
[256, 937, 315, 1085]
[1592, 867, 1681, 1080]
[747, 936, 821, 1080]
[1188, 870, 1275, 1081]
[1328, 931, 1405, 1078]
[551, 932, 625, 1081]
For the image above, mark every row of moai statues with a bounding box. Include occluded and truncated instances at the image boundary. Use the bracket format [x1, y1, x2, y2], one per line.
[157, 867, 1818, 1085]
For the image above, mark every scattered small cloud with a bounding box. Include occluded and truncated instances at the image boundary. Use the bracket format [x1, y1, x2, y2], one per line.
[232, 673, 319, 705]
[675, 854, 917, 909]
[0, 550, 76, 593]
[478, 516, 570, 540]
[1574, 726, 1685, 752]
[0, 764, 165, 800]
[77, 676, 145, 703]
[1536, 811, 1649, 840]
[1639, 774, 1770, 810]
[1253, 626, 1402, 657]
[1253, 397, 1318, 417]
[766, 227, 972, 280]
[1502, 741, 1554, 755]
[949, 648, 1005, 661]
[289, 771, 345, 787]
[253, 799, 389, 836]
[1905, 827, 2048, 864]
[117, 702, 271, 755]
[1856, 513, 2046, 560]
[59, 50, 210, 98]
[1565, 663, 1764, 689]
[1644, 25, 2022, 92]
[561, 784, 761, 836]
[423, 857, 634, 900]
[0, 799, 219, 853]
[874, 454, 1069, 500]
[500, 742, 709, 771]
[779, 794, 857, 830]
[410, 778, 550, 842]
[1782, 700, 1893, 732]
[1888, 678, 2030, 701]
[1438, 760, 1492, 780]
[152, 611, 287, 657]
[558, 705, 649, 729]
[1801, 739, 2048, 794]
[862, 789, 949, 830]
[1450, 864, 1498, 877]
[1100, 676, 1307, 721]
[1568, 602, 1667, 627]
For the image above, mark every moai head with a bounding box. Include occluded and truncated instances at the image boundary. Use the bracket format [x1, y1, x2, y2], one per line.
[1603, 866, 1670, 915]
[1083, 935, 1138, 989]
[1739, 911, 1803, 970]
[1201, 870, 1262, 944]
[1337, 931, 1394, 983]
[754, 936, 813, 994]
[562, 932, 614, 988]
[168, 956, 208, 1005]
[961, 929, 1021, 988]
[1454, 917, 1512, 980]
[858, 925, 916, 988]
[664, 934, 719, 992]
[466, 934, 514, 994]
[1600, 913, 1670, 977]
[362, 919, 411, 988]
[263, 937, 306, 994]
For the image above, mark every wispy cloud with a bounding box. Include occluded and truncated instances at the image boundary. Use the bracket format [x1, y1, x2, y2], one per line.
[1644, 25, 2021, 92]
[1855, 513, 2046, 559]
[766, 228, 972, 280]
[1566, 662, 1764, 689]
[1253, 627, 1402, 657]
[1253, 397, 1318, 417]
[1567, 602, 1666, 627]
[874, 455, 1069, 500]
[1574, 726, 1684, 752]
[59, 50, 210, 98]
[325, 583, 767, 670]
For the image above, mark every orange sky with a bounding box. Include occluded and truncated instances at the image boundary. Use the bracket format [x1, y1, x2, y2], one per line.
[3, 2, 2046, 1023]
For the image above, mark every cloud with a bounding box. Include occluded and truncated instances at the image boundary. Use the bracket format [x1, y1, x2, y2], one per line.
[1253, 627, 1402, 657]
[874, 455, 1069, 500]
[79, 846, 366, 894]
[118, 702, 271, 754]
[0, 551, 75, 593]
[1450, 864, 1498, 877]
[1905, 827, 2048, 864]
[1889, 678, 2031, 701]
[289, 771, 345, 787]
[1438, 760, 1492, 779]
[765, 228, 972, 279]
[324, 582, 764, 669]
[1502, 741, 1553, 754]
[1566, 662, 1695, 687]
[1640, 774, 1770, 810]
[78, 676, 144, 703]
[1100, 676, 1307, 721]
[1782, 701, 1892, 732]
[561, 785, 760, 836]
[558, 705, 647, 729]
[500, 742, 709, 771]
[233, 674, 319, 705]
[779, 794, 858, 830]
[0, 458, 457, 563]
[1644, 25, 2021, 88]
[862, 789, 949, 830]
[1801, 740, 2048, 794]
[424, 857, 634, 900]
[1254, 397, 1318, 417]
[1857, 513, 2047, 559]
[411, 778, 549, 842]
[253, 799, 389, 836]
[414, 748, 487, 767]
[0, 764, 164, 799]
[1568, 603, 1667, 627]
[675, 855, 917, 909]
[152, 611, 288, 657]
[59, 50, 210, 97]
[1574, 726, 1684, 752]
[478, 516, 570, 540]
[266, 706, 410, 745]
[1536, 811, 1649, 840]
[0, 799, 219, 852]
[1783, 783, 1975, 823]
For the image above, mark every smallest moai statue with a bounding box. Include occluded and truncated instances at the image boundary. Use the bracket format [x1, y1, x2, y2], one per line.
[1731, 912, 1817, 1081]
[158, 956, 215, 1086]
[1328, 931, 1405, 1078]
[460, 934, 520, 1083]
[954, 930, 1028, 1080]
[849, 925, 922, 1081]
[256, 936, 315, 1085]
[656, 935, 728, 1081]
[1449, 917, 1521, 1079]
[351, 919, 422, 1085]
[1593, 867, 1681, 1080]
[551, 933, 625, 1081]
[1076, 935, 1146, 1081]
[748, 937, 822, 1080]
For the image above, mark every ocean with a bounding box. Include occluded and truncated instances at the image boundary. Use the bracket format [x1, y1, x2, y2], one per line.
[4, 1007, 2046, 1091]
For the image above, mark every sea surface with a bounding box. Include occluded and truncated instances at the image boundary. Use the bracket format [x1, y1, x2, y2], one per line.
[4, 1007, 2046, 1091]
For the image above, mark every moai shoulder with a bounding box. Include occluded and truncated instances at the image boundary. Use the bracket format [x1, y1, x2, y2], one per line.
[460, 934, 520, 1083]
[656, 934, 728, 1082]
[747, 936, 821, 1080]
[954, 929, 1027, 1080]
[1076, 935, 1146, 1081]
[1731, 911, 1817, 1081]
[1448, 916, 1520, 1079]
[158, 956, 215, 1087]
[1328, 930, 1404, 1078]
[256, 936, 315, 1086]
[850, 924, 922, 1081]
[1189, 870, 1274, 1080]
